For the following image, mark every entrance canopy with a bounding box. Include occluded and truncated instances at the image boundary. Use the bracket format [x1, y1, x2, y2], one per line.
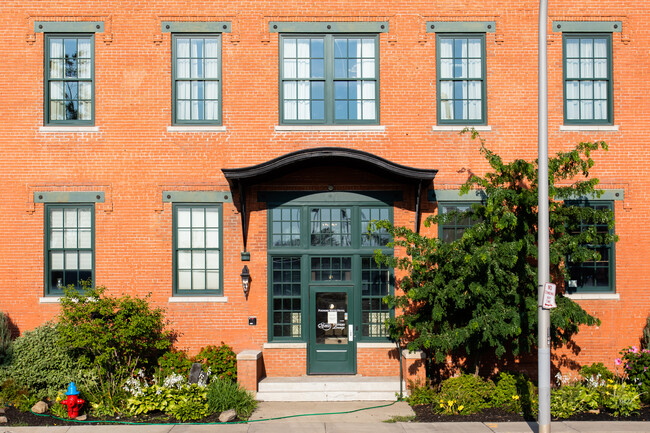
[222, 147, 437, 249]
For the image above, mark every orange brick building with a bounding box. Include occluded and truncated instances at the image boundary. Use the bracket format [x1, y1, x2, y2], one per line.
[0, 0, 648, 391]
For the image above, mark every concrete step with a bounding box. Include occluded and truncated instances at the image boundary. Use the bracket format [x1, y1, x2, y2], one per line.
[256, 376, 407, 401]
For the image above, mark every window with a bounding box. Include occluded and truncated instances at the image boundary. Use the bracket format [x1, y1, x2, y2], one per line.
[437, 34, 486, 124]
[45, 204, 94, 295]
[566, 201, 615, 293]
[563, 34, 612, 124]
[172, 35, 221, 124]
[45, 35, 94, 124]
[280, 35, 379, 124]
[173, 204, 222, 294]
[361, 258, 391, 338]
[438, 202, 480, 242]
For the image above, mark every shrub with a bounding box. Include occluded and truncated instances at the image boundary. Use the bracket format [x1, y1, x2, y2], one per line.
[601, 380, 641, 417]
[157, 350, 193, 379]
[620, 346, 650, 404]
[58, 285, 174, 376]
[550, 383, 599, 418]
[194, 343, 237, 381]
[0, 379, 31, 410]
[206, 378, 257, 420]
[491, 372, 538, 416]
[0, 311, 12, 364]
[579, 362, 613, 386]
[0, 322, 96, 400]
[433, 374, 495, 415]
[642, 316, 650, 350]
[405, 379, 436, 405]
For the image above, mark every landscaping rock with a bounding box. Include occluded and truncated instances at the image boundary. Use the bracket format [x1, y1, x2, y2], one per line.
[0, 415, 7, 423]
[218, 409, 237, 422]
[188, 362, 202, 384]
[76, 414, 87, 421]
[31, 401, 49, 414]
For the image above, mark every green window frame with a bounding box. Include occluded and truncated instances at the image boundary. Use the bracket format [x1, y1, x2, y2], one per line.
[172, 204, 223, 295]
[44, 34, 95, 125]
[45, 204, 95, 295]
[565, 201, 615, 293]
[267, 201, 393, 342]
[279, 34, 379, 124]
[172, 34, 222, 125]
[563, 33, 613, 124]
[436, 34, 487, 125]
[438, 202, 481, 242]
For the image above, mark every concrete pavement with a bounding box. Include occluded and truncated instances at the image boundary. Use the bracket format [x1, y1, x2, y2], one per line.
[1, 401, 649, 432]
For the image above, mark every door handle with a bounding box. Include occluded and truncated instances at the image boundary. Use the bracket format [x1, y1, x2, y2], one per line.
[349, 324, 354, 341]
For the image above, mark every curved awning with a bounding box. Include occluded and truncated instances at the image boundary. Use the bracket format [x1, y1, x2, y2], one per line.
[222, 147, 438, 250]
[222, 147, 437, 185]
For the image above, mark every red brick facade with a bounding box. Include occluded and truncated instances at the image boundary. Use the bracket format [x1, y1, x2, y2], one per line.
[0, 1, 648, 389]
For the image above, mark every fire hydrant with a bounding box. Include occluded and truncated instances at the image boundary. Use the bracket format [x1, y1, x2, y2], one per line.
[60, 382, 85, 418]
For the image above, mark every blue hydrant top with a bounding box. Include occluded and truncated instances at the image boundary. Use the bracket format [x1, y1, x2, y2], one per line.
[66, 382, 80, 395]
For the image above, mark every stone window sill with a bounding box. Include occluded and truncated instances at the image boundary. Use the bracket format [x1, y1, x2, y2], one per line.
[432, 125, 491, 131]
[263, 342, 307, 349]
[275, 125, 385, 132]
[39, 296, 61, 303]
[166, 125, 226, 132]
[560, 125, 619, 132]
[39, 126, 100, 133]
[357, 342, 395, 349]
[565, 293, 619, 300]
[168, 296, 228, 303]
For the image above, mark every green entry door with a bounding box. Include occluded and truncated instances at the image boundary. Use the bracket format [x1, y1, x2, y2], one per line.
[308, 286, 356, 374]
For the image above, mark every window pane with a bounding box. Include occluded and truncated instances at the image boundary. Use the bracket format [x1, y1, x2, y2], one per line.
[594, 59, 607, 78]
[580, 81, 593, 100]
[566, 100, 579, 119]
[283, 38, 296, 58]
[205, 38, 219, 57]
[65, 252, 78, 270]
[178, 270, 191, 290]
[284, 100, 297, 119]
[51, 252, 64, 270]
[192, 229, 205, 248]
[580, 38, 593, 58]
[50, 60, 63, 79]
[178, 251, 191, 269]
[178, 207, 191, 227]
[361, 58, 375, 78]
[206, 228, 219, 248]
[580, 58, 594, 78]
[206, 270, 219, 290]
[283, 59, 297, 79]
[79, 229, 91, 248]
[50, 38, 63, 57]
[205, 58, 219, 78]
[566, 81, 579, 99]
[566, 59, 579, 79]
[78, 82, 92, 100]
[78, 59, 91, 79]
[177, 58, 190, 78]
[468, 38, 481, 57]
[566, 38, 579, 57]
[79, 251, 92, 270]
[206, 250, 219, 269]
[50, 82, 63, 100]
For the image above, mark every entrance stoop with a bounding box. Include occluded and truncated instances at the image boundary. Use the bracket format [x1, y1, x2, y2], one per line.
[255, 376, 406, 401]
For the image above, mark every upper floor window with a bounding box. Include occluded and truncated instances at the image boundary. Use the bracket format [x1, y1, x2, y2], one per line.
[563, 34, 612, 124]
[172, 35, 221, 124]
[437, 34, 486, 125]
[45, 35, 94, 125]
[280, 35, 379, 124]
[438, 202, 480, 242]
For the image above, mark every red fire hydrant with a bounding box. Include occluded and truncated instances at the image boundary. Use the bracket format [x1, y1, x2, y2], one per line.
[60, 382, 85, 418]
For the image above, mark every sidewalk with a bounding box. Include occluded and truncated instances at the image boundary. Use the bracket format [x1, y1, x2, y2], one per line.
[1, 401, 649, 433]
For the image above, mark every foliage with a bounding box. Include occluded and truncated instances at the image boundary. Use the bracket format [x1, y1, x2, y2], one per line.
[491, 372, 538, 416]
[126, 381, 208, 421]
[168, 386, 210, 422]
[643, 316, 650, 350]
[600, 380, 641, 417]
[206, 378, 257, 420]
[550, 383, 599, 418]
[579, 362, 613, 385]
[50, 390, 70, 418]
[0, 322, 96, 400]
[157, 350, 193, 379]
[194, 343, 238, 381]
[0, 311, 12, 364]
[620, 346, 650, 404]
[432, 374, 494, 415]
[0, 379, 32, 410]
[374, 133, 610, 372]
[57, 285, 173, 377]
[405, 379, 436, 405]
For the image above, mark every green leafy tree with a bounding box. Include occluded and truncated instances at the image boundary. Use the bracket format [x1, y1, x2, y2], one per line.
[375, 131, 616, 373]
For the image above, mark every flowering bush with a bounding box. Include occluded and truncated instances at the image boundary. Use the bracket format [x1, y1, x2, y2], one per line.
[491, 372, 538, 416]
[601, 379, 642, 416]
[620, 346, 650, 403]
[550, 383, 599, 418]
[432, 374, 495, 415]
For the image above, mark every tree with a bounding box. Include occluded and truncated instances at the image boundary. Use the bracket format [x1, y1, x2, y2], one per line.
[374, 131, 616, 374]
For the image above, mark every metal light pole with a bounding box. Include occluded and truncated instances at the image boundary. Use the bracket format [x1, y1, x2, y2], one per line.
[538, 0, 551, 432]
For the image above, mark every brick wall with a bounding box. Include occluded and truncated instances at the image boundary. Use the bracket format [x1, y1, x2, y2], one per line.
[1, 0, 649, 380]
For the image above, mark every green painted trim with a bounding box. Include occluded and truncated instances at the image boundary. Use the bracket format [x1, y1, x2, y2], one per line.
[259, 191, 401, 205]
[161, 21, 231, 33]
[427, 21, 496, 33]
[44, 34, 95, 126]
[44, 204, 95, 296]
[436, 33, 488, 125]
[562, 33, 613, 125]
[35, 191, 104, 203]
[241, 251, 251, 261]
[172, 203, 223, 296]
[279, 34, 380, 125]
[270, 21, 388, 33]
[35, 21, 104, 33]
[163, 191, 232, 203]
[171, 34, 223, 126]
[559, 189, 624, 201]
[553, 21, 622, 33]
[430, 189, 486, 202]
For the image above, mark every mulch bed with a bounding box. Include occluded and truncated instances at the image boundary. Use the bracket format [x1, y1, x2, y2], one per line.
[412, 404, 650, 423]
